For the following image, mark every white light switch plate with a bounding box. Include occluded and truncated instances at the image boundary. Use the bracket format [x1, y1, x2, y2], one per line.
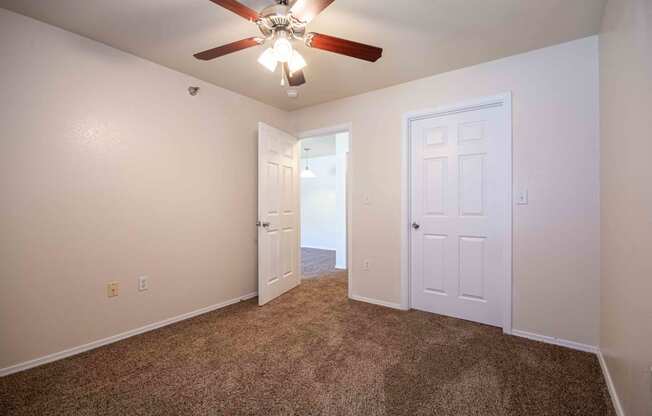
[138, 276, 148, 291]
[516, 189, 529, 205]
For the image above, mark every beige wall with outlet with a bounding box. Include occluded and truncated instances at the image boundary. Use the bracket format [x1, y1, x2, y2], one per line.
[600, 0, 652, 414]
[290, 36, 601, 347]
[0, 8, 604, 372]
[0, 9, 290, 369]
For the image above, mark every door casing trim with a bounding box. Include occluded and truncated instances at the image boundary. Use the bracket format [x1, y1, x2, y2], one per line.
[401, 93, 513, 334]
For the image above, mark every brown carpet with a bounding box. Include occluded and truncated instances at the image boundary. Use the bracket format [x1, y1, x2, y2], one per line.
[301, 247, 337, 278]
[0, 272, 614, 416]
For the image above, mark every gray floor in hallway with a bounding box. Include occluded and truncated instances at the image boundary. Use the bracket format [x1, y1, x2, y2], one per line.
[301, 247, 339, 278]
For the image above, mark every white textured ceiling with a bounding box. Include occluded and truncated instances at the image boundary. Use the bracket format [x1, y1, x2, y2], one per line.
[0, 0, 606, 110]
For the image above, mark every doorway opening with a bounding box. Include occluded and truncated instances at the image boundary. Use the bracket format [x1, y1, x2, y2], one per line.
[299, 130, 349, 282]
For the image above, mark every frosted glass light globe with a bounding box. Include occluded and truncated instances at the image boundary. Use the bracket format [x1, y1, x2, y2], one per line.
[257, 48, 277, 72]
[288, 50, 306, 73]
[273, 36, 293, 63]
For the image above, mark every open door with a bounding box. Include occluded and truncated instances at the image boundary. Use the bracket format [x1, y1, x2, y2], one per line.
[257, 122, 301, 305]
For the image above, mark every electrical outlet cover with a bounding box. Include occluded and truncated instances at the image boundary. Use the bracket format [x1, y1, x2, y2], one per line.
[107, 282, 119, 298]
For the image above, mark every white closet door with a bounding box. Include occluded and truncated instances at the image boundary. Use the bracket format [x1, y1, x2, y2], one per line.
[410, 104, 508, 327]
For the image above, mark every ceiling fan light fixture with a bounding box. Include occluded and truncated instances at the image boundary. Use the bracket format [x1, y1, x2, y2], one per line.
[258, 48, 278, 72]
[273, 31, 293, 63]
[194, 0, 383, 89]
[288, 50, 307, 73]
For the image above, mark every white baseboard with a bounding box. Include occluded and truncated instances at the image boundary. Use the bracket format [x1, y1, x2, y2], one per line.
[350, 294, 406, 310]
[239, 291, 258, 301]
[0, 291, 258, 378]
[597, 350, 626, 416]
[511, 329, 598, 353]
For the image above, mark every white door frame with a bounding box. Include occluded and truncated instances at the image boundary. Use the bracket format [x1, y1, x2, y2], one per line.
[400, 93, 513, 334]
[297, 123, 353, 299]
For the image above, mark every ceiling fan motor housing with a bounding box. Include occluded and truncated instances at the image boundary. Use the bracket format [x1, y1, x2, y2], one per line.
[257, 4, 306, 41]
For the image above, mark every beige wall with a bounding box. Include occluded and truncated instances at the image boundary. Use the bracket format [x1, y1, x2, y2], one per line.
[0, 9, 290, 369]
[290, 37, 601, 347]
[600, 0, 652, 414]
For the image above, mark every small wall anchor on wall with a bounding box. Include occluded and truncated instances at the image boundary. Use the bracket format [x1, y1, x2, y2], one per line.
[188, 86, 200, 96]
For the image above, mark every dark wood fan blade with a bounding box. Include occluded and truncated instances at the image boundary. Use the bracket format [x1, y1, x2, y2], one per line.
[208, 0, 259, 21]
[194, 37, 260, 60]
[283, 63, 306, 86]
[290, 0, 335, 23]
[305, 33, 382, 62]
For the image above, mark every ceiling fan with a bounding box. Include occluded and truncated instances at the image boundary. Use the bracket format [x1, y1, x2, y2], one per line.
[194, 0, 383, 87]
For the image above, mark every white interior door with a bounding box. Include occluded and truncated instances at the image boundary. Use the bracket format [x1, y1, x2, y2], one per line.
[410, 103, 508, 327]
[258, 122, 301, 305]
